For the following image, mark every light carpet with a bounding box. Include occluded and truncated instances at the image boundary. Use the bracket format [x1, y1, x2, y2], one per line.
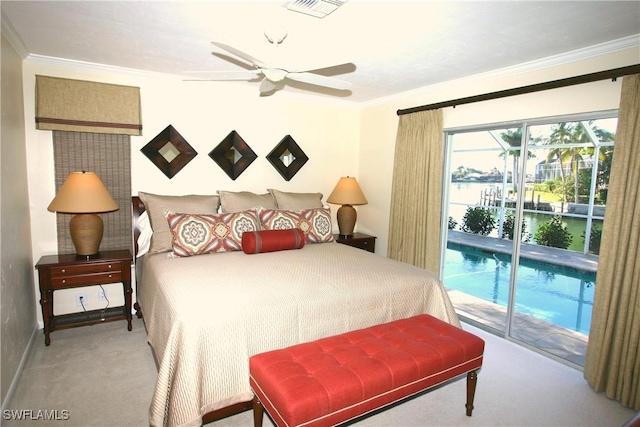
[4, 317, 637, 427]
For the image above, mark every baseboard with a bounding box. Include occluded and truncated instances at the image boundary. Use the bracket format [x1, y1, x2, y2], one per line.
[0, 325, 39, 421]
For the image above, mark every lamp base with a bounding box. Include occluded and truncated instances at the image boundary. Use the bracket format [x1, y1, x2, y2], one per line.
[69, 213, 103, 256]
[336, 204, 357, 237]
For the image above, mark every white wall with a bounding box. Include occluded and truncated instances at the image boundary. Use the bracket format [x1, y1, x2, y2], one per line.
[358, 47, 639, 256]
[23, 62, 360, 322]
[22, 44, 639, 324]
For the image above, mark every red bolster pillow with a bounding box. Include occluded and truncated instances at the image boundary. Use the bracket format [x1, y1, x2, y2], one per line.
[242, 229, 305, 254]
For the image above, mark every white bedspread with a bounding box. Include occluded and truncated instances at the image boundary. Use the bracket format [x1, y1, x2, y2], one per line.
[139, 242, 459, 427]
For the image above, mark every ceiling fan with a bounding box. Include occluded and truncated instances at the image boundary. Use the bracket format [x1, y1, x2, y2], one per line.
[188, 27, 353, 95]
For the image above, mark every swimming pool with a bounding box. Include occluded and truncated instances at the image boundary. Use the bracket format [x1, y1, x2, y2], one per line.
[444, 244, 595, 335]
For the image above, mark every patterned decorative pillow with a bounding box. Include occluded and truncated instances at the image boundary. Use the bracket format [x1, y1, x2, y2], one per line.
[257, 208, 334, 243]
[164, 210, 259, 257]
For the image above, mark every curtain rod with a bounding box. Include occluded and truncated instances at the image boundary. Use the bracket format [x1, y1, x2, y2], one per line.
[396, 64, 640, 116]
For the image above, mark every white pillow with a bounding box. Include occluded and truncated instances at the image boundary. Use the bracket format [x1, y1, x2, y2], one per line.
[135, 210, 152, 258]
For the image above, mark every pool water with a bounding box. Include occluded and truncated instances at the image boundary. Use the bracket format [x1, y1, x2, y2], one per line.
[444, 247, 595, 334]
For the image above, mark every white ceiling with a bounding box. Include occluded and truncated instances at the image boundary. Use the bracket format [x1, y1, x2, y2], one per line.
[2, 1, 639, 103]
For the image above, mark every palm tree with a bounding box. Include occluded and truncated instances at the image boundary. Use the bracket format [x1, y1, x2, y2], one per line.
[498, 128, 536, 193]
[595, 146, 614, 202]
[545, 123, 573, 201]
[545, 122, 614, 203]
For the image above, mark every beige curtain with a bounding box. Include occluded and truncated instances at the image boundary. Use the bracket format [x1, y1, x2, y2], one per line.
[584, 74, 640, 411]
[387, 109, 443, 274]
[36, 75, 142, 135]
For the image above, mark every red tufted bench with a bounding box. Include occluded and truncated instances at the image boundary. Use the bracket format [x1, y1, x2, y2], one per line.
[249, 314, 485, 427]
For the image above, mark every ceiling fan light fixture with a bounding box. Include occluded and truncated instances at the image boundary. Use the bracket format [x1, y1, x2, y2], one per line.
[284, 0, 348, 18]
[262, 68, 288, 83]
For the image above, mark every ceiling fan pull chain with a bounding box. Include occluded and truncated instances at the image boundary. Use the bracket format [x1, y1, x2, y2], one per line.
[264, 25, 287, 46]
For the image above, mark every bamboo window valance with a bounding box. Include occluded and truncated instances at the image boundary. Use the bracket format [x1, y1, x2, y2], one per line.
[35, 75, 142, 135]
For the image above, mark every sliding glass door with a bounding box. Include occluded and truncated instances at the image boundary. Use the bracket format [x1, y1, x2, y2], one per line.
[442, 112, 616, 367]
[444, 126, 520, 333]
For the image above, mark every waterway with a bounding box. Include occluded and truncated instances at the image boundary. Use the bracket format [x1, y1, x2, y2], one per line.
[448, 182, 602, 253]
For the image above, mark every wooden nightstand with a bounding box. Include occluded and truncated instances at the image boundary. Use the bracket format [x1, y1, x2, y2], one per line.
[35, 249, 133, 346]
[334, 233, 377, 253]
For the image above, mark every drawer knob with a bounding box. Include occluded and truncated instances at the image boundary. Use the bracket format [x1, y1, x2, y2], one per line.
[108, 274, 112, 278]
[61, 269, 66, 273]
[62, 279, 66, 284]
[108, 264, 112, 269]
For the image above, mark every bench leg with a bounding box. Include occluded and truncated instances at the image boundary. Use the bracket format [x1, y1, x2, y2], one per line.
[253, 395, 264, 427]
[465, 369, 479, 416]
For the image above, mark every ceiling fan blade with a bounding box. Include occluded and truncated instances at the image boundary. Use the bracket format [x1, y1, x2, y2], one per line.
[299, 62, 356, 74]
[211, 42, 266, 68]
[183, 70, 263, 81]
[286, 72, 352, 91]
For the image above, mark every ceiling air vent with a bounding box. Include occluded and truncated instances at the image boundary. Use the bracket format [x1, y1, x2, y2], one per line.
[284, 0, 348, 18]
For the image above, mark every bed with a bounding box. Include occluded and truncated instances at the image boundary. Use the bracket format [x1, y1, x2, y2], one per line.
[132, 191, 460, 427]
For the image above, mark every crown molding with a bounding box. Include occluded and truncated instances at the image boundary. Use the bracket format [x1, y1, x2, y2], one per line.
[485, 34, 639, 79]
[365, 35, 640, 108]
[14, 32, 640, 106]
[23, 54, 176, 79]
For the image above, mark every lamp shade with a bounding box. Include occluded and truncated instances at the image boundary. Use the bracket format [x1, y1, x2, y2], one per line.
[327, 177, 367, 238]
[48, 171, 118, 214]
[326, 177, 368, 206]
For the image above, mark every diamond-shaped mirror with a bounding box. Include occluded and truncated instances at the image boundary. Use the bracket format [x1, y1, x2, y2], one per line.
[141, 125, 197, 179]
[280, 149, 293, 167]
[267, 135, 309, 181]
[209, 131, 257, 180]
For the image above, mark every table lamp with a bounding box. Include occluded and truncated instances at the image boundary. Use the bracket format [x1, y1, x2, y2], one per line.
[327, 176, 368, 238]
[47, 171, 119, 257]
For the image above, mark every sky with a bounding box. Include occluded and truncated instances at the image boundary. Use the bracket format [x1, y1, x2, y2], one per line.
[448, 117, 618, 175]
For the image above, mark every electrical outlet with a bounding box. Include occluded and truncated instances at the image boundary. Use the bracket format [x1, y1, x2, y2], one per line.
[75, 292, 88, 307]
[98, 288, 107, 301]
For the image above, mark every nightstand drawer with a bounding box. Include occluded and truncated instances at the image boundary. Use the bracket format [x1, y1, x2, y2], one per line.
[335, 233, 377, 253]
[50, 262, 122, 277]
[51, 271, 122, 288]
[359, 239, 373, 250]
